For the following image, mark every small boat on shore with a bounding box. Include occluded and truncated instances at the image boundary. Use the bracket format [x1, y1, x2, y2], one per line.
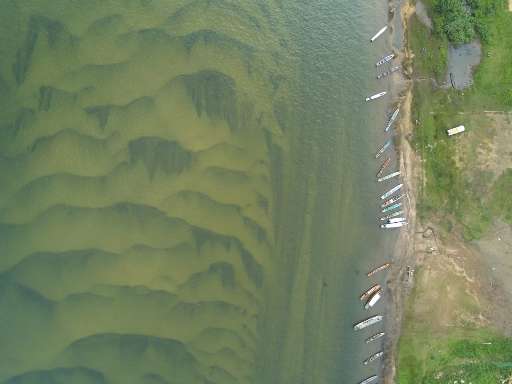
[354, 315, 383, 331]
[378, 171, 400, 182]
[375, 139, 392, 159]
[364, 290, 382, 310]
[370, 25, 388, 42]
[376, 53, 395, 66]
[380, 210, 404, 221]
[380, 183, 403, 200]
[388, 217, 406, 224]
[381, 193, 406, 208]
[367, 263, 391, 277]
[359, 375, 379, 384]
[381, 221, 408, 229]
[360, 284, 381, 301]
[366, 91, 387, 102]
[381, 202, 403, 214]
[384, 107, 400, 132]
[363, 351, 384, 365]
[365, 331, 386, 343]
[376, 157, 391, 178]
[377, 66, 401, 80]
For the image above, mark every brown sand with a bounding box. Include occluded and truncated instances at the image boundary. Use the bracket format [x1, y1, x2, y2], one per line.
[382, 1, 418, 383]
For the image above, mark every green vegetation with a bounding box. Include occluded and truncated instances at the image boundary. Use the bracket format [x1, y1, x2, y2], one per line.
[398, 328, 512, 383]
[398, 267, 512, 384]
[409, 1, 512, 239]
[429, 0, 506, 43]
[399, 4, 512, 383]
[490, 169, 512, 224]
[433, 0, 476, 43]
[408, 15, 448, 81]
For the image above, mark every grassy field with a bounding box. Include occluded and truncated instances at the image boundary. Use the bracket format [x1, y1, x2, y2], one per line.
[398, 321, 512, 383]
[397, 3, 512, 383]
[408, 0, 512, 239]
[397, 263, 512, 384]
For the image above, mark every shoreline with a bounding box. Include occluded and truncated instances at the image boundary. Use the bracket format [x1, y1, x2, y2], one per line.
[383, 0, 418, 382]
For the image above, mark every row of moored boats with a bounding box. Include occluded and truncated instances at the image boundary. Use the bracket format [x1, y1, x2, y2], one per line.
[353, 19, 406, 384]
[353, 263, 391, 384]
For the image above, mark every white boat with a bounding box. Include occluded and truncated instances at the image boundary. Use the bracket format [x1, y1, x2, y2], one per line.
[388, 217, 406, 223]
[370, 25, 388, 42]
[354, 315, 383, 331]
[385, 107, 400, 132]
[376, 53, 395, 66]
[363, 351, 384, 365]
[380, 183, 403, 200]
[365, 332, 385, 343]
[381, 221, 408, 229]
[364, 290, 382, 310]
[360, 375, 378, 384]
[375, 139, 392, 159]
[377, 66, 401, 80]
[366, 91, 387, 102]
[378, 171, 400, 182]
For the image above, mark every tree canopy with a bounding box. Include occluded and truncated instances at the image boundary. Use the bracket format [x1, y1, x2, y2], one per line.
[432, 0, 506, 43]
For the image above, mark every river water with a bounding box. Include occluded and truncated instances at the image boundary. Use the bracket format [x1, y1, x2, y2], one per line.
[0, 1, 395, 383]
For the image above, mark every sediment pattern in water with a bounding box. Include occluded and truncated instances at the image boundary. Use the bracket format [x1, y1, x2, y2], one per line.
[0, 1, 294, 383]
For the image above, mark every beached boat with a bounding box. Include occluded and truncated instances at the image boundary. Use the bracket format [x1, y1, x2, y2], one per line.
[370, 25, 388, 42]
[375, 139, 392, 159]
[360, 284, 381, 301]
[354, 315, 383, 331]
[367, 263, 391, 277]
[359, 375, 379, 384]
[380, 210, 404, 221]
[377, 66, 401, 80]
[366, 91, 387, 102]
[364, 290, 382, 310]
[376, 53, 395, 66]
[380, 183, 403, 200]
[378, 171, 400, 182]
[388, 217, 406, 224]
[384, 107, 400, 132]
[363, 351, 384, 365]
[381, 221, 408, 229]
[365, 332, 386, 344]
[381, 202, 403, 213]
[376, 157, 391, 178]
[381, 193, 406, 208]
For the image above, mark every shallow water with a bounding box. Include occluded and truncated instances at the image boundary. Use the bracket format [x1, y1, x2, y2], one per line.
[0, 1, 394, 383]
[446, 41, 482, 90]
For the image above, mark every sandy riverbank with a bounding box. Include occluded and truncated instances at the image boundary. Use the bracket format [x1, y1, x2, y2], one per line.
[381, 1, 418, 382]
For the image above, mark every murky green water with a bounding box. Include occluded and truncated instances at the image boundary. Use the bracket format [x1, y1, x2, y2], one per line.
[0, 1, 393, 383]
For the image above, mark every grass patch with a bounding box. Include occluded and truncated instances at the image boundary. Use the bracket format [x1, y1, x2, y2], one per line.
[471, 9, 512, 108]
[489, 169, 512, 224]
[398, 328, 512, 383]
[409, 1, 512, 240]
[397, 269, 512, 384]
[398, 5, 512, 380]
[408, 15, 448, 81]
